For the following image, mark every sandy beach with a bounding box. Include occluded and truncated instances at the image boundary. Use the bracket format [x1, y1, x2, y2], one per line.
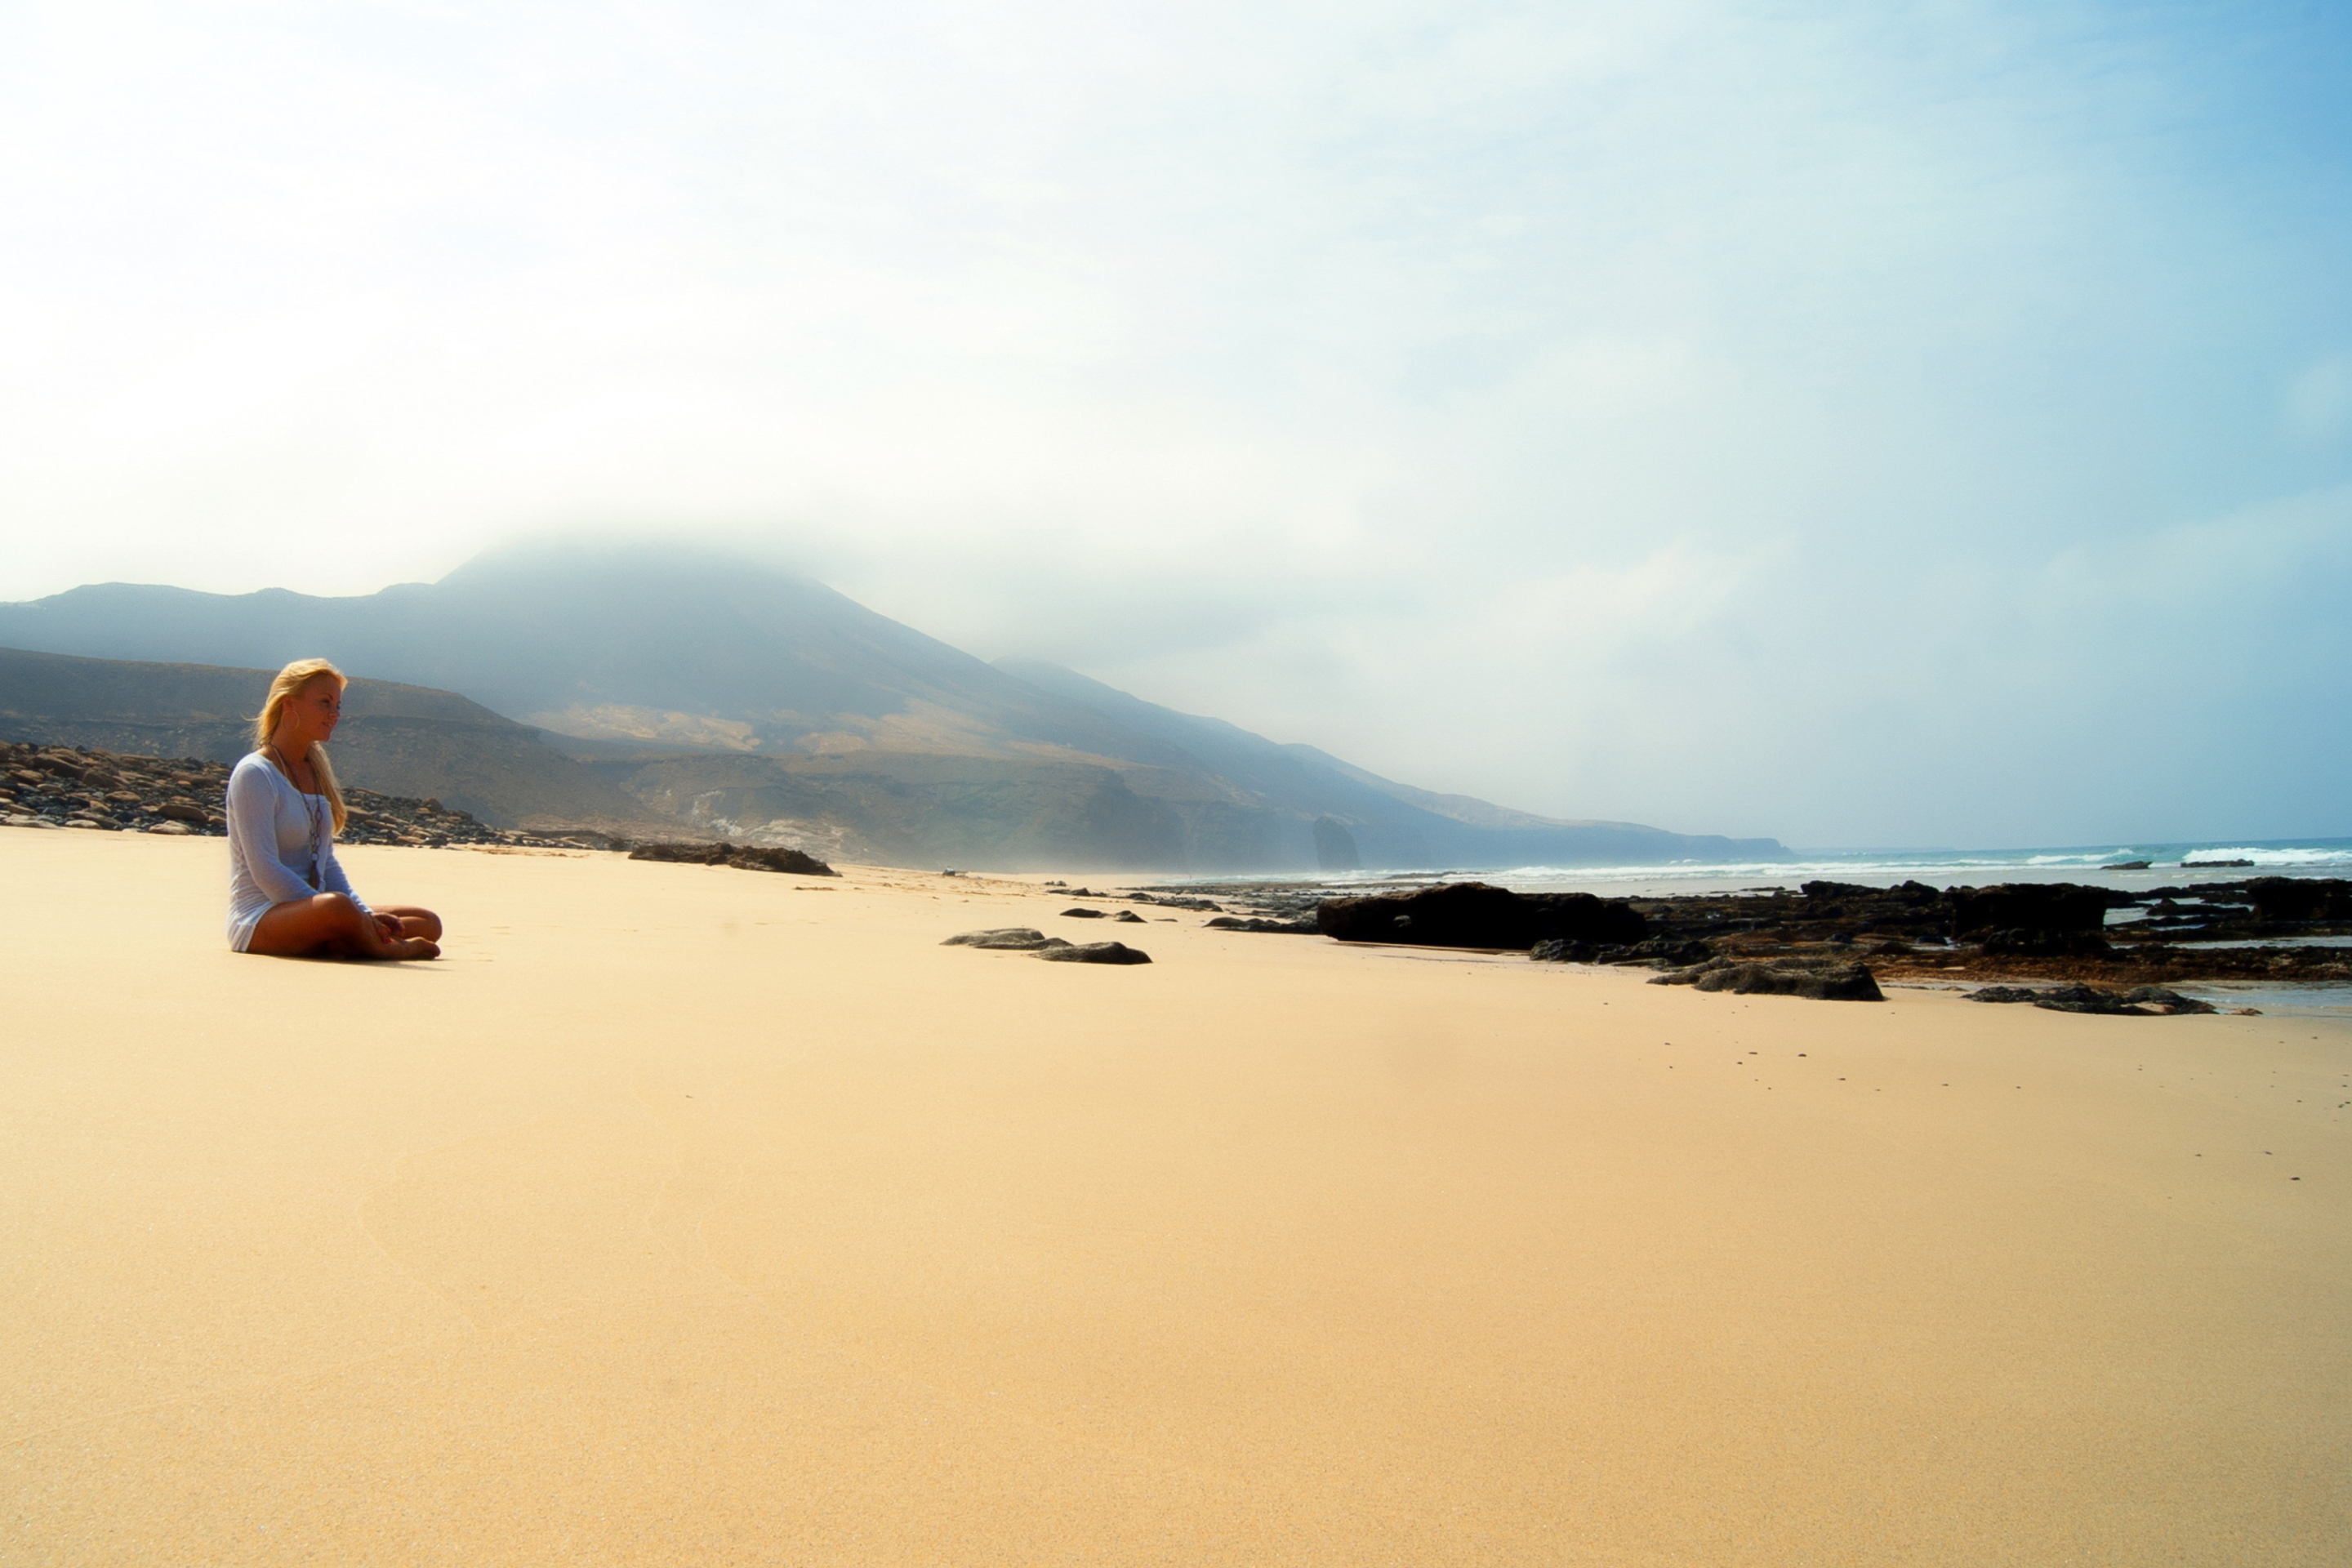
[2, 830, 2345, 1566]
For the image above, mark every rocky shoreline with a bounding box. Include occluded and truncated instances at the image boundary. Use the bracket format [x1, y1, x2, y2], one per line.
[1149, 874, 2352, 998]
[1, 739, 606, 849]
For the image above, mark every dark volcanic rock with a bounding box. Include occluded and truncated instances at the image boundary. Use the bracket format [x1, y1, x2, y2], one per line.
[1804, 878, 1944, 908]
[629, 840, 839, 875]
[1523, 893, 1649, 945]
[1967, 982, 2210, 1016]
[1949, 883, 2113, 938]
[2245, 877, 2352, 923]
[1157, 872, 2346, 992]
[942, 928, 1069, 951]
[2123, 986, 2217, 1014]
[2026, 983, 2145, 1015]
[728, 844, 840, 875]
[630, 840, 741, 865]
[1206, 915, 1321, 934]
[1978, 928, 2116, 958]
[1061, 907, 1108, 919]
[1112, 910, 1146, 923]
[1316, 883, 1646, 951]
[1651, 957, 1883, 1001]
[1034, 940, 1152, 964]
[1531, 936, 1714, 967]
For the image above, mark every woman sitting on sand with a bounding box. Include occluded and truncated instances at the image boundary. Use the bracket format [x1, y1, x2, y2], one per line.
[226, 658, 442, 960]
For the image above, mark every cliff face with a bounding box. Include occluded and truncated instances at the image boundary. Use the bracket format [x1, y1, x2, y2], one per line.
[0, 544, 1789, 871]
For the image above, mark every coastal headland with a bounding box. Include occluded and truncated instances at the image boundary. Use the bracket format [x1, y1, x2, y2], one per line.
[4, 829, 2345, 1564]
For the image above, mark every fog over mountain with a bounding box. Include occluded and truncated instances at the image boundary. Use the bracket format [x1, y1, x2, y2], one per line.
[0, 543, 1784, 871]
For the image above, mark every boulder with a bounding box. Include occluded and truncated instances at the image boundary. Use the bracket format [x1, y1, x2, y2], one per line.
[1531, 936, 1713, 967]
[1976, 928, 2115, 958]
[728, 844, 839, 875]
[1112, 910, 1146, 923]
[2122, 986, 2217, 1015]
[1205, 915, 1321, 934]
[1128, 893, 1223, 911]
[627, 840, 728, 864]
[1964, 982, 2208, 1016]
[1949, 883, 2113, 938]
[2025, 983, 2145, 1015]
[1061, 907, 1108, 919]
[1716, 963, 1881, 1001]
[1035, 941, 1152, 964]
[628, 840, 839, 875]
[1316, 883, 1646, 951]
[942, 928, 1068, 951]
[2245, 877, 2352, 924]
[1650, 958, 1883, 1001]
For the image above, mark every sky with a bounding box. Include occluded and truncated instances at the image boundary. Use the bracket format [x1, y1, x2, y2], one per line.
[2, 0, 2347, 849]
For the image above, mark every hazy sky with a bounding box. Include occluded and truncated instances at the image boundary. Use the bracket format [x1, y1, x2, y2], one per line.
[2, 1, 2347, 849]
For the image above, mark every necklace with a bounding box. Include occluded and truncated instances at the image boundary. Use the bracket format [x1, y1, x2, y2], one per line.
[270, 743, 327, 891]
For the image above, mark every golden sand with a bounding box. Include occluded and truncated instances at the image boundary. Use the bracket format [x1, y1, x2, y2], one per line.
[2, 830, 2345, 1565]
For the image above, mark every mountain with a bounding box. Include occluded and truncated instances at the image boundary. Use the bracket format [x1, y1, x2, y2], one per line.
[0, 542, 1788, 871]
[994, 659, 1782, 868]
[0, 543, 1182, 762]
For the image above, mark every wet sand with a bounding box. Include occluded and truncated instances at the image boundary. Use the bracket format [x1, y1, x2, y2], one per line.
[3, 830, 2346, 1565]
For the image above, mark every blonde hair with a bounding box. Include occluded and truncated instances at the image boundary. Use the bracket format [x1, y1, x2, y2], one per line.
[253, 658, 350, 833]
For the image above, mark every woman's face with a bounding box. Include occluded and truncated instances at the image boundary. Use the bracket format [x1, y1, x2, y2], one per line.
[278, 678, 343, 749]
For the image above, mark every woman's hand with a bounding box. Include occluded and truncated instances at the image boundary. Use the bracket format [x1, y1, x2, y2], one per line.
[376, 912, 404, 940]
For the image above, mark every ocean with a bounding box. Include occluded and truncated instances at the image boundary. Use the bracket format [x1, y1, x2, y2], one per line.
[1285, 835, 2352, 901]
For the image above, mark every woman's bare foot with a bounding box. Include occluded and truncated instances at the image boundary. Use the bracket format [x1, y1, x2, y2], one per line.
[250, 893, 440, 960]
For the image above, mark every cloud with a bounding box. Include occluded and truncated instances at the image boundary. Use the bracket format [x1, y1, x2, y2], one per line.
[0, 1, 2346, 845]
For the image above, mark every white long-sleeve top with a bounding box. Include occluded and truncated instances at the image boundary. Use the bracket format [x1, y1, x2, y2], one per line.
[225, 751, 370, 951]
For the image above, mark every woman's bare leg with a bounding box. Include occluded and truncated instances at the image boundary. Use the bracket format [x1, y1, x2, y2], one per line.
[247, 894, 439, 960]
[372, 904, 443, 942]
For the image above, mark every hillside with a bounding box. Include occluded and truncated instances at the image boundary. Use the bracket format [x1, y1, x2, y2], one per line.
[994, 659, 1784, 868]
[0, 648, 653, 831]
[0, 543, 1183, 763]
[0, 543, 1789, 871]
